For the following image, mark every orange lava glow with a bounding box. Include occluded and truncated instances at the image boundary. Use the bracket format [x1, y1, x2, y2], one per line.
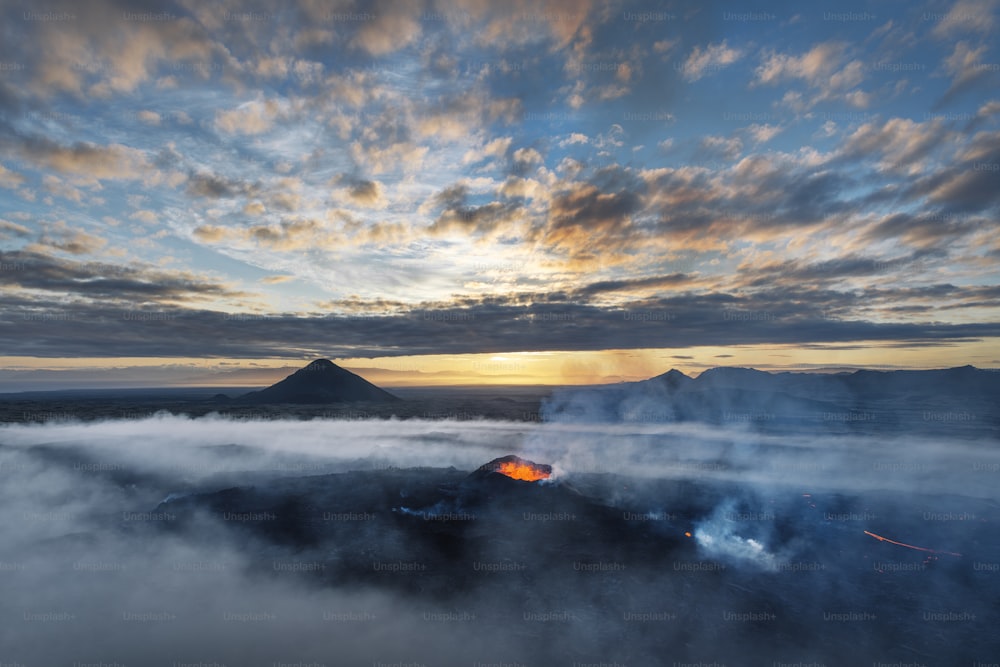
[496, 461, 551, 482]
[863, 530, 962, 557]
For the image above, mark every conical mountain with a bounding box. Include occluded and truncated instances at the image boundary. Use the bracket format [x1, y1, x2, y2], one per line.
[240, 359, 399, 404]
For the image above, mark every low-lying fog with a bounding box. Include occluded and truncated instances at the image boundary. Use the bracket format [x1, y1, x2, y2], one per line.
[1, 414, 998, 665]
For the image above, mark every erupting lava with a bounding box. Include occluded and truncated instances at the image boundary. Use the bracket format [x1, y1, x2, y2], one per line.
[475, 455, 552, 482]
[496, 460, 551, 482]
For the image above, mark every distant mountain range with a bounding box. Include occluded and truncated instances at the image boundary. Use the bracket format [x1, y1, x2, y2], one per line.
[650, 364, 1000, 398]
[189, 362, 1000, 414]
[543, 365, 1000, 431]
[3, 360, 996, 430]
[236, 359, 399, 404]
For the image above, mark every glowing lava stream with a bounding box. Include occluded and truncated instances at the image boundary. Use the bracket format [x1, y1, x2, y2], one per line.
[496, 461, 551, 482]
[863, 530, 962, 557]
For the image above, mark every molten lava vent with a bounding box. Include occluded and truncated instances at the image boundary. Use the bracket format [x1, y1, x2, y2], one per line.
[475, 455, 552, 482]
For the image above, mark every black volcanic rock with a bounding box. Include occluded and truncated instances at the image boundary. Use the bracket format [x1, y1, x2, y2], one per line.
[238, 359, 399, 404]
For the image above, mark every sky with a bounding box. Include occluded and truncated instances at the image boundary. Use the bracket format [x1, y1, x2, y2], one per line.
[0, 0, 999, 388]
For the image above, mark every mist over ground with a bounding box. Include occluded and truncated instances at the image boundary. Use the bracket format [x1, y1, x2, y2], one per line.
[1, 412, 998, 665]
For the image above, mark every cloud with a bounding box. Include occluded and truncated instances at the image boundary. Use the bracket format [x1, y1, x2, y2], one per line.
[215, 99, 283, 135]
[333, 175, 388, 208]
[466, 0, 594, 51]
[977, 99, 1000, 118]
[737, 253, 945, 288]
[137, 110, 161, 125]
[699, 135, 744, 160]
[42, 174, 84, 203]
[0, 164, 25, 188]
[4, 0, 218, 99]
[940, 41, 994, 102]
[753, 41, 867, 108]
[243, 201, 267, 216]
[928, 167, 1000, 213]
[9, 136, 151, 184]
[252, 56, 324, 85]
[245, 220, 322, 250]
[0, 219, 31, 239]
[463, 136, 513, 164]
[430, 201, 524, 238]
[194, 218, 336, 252]
[861, 212, 981, 249]
[28, 222, 107, 255]
[559, 133, 589, 147]
[261, 275, 295, 284]
[0, 249, 248, 305]
[839, 118, 950, 169]
[426, 182, 526, 237]
[755, 42, 845, 86]
[191, 225, 228, 243]
[350, 1, 423, 56]
[498, 175, 547, 200]
[539, 171, 645, 262]
[931, 0, 998, 38]
[415, 91, 523, 142]
[512, 146, 545, 171]
[746, 124, 783, 145]
[186, 172, 257, 199]
[681, 40, 742, 82]
[347, 179, 386, 207]
[264, 177, 304, 213]
[350, 139, 430, 175]
[130, 210, 159, 225]
[0, 0, 993, 364]
[569, 273, 696, 298]
[2, 282, 999, 359]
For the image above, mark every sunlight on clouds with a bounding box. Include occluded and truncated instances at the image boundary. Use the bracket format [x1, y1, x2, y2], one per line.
[0, 0, 996, 372]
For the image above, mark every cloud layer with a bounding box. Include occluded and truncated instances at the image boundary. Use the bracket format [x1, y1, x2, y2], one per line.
[0, 0, 998, 361]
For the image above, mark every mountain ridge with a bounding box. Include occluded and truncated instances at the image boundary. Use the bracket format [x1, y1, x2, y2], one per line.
[544, 364, 1000, 430]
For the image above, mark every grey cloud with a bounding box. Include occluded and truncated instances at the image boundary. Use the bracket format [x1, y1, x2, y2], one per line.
[0, 250, 247, 302]
[737, 251, 950, 288]
[538, 166, 646, 253]
[863, 211, 981, 246]
[186, 171, 258, 199]
[430, 201, 524, 236]
[347, 179, 381, 204]
[571, 273, 695, 296]
[430, 183, 468, 209]
[3, 283, 999, 359]
[929, 169, 1000, 213]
